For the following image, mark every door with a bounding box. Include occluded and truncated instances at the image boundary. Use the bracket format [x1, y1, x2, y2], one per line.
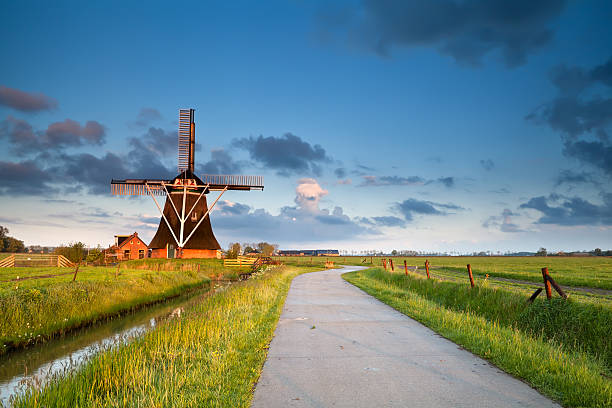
[167, 244, 175, 259]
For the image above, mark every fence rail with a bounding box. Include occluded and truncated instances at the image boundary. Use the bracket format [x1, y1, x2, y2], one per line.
[0, 254, 75, 268]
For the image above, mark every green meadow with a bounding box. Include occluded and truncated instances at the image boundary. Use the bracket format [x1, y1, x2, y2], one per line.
[0, 259, 251, 354]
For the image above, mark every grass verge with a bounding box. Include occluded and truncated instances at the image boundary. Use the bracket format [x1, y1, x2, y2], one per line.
[11, 264, 312, 407]
[343, 268, 612, 408]
[0, 261, 239, 354]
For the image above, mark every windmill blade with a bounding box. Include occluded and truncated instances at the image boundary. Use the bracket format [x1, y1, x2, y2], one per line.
[111, 179, 167, 196]
[200, 174, 264, 191]
[178, 109, 195, 173]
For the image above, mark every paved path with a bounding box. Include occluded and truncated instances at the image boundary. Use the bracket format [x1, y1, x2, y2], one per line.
[251, 266, 559, 408]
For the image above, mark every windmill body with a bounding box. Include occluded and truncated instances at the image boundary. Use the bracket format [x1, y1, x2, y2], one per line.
[111, 109, 263, 259]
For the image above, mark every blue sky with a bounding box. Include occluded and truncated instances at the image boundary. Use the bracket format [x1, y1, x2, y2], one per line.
[1, 0, 611, 253]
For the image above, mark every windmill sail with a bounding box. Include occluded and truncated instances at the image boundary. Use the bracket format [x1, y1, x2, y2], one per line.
[110, 108, 263, 259]
[178, 108, 195, 173]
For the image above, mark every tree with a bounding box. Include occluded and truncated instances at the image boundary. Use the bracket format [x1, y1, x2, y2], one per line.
[0, 226, 25, 253]
[86, 246, 104, 263]
[593, 248, 603, 256]
[391, 250, 398, 256]
[54, 242, 86, 263]
[226, 242, 241, 259]
[256, 242, 277, 256]
[243, 246, 256, 255]
[535, 247, 547, 257]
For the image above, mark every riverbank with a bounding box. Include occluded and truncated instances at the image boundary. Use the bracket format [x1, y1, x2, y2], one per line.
[11, 264, 313, 407]
[0, 259, 245, 354]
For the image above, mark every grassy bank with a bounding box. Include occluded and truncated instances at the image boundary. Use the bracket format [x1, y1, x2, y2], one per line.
[0, 259, 244, 354]
[343, 268, 612, 408]
[276, 256, 612, 290]
[11, 264, 312, 407]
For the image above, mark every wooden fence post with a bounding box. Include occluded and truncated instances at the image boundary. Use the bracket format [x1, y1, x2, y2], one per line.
[425, 259, 430, 279]
[72, 265, 80, 282]
[383, 259, 387, 271]
[404, 260, 408, 275]
[541, 268, 552, 299]
[467, 264, 475, 288]
[527, 288, 543, 303]
[390, 259, 395, 272]
[541, 268, 567, 299]
[370, 256, 373, 264]
[116, 264, 120, 279]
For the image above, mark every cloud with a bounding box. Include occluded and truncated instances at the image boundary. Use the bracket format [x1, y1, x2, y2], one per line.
[480, 159, 495, 171]
[433, 176, 455, 188]
[0, 85, 58, 112]
[128, 127, 177, 158]
[294, 178, 329, 213]
[131, 108, 162, 128]
[0, 116, 105, 155]
[318, 0, 566, 67]
[395, 198, 463, 221]
[210, 179, 379, 243]
[359, 175, 454, 188]
[555, 169, 599, 187]
[337, 178, 352, 185]
[527, 56, 612, 177]
[371, 216, 406, 227]
[198, 149, 243, 174]
[233, 133, 330, 176]
[0, 160, 56, 195]
[519, 193, 612, 226]
[482, 209, 524, 232]
[334, 167, 346, 178]
[360, 175, 425, 186]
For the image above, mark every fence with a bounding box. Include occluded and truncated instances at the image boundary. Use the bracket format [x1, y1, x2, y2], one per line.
[0, 254, 75, 268]
[378, 257, 569, 302]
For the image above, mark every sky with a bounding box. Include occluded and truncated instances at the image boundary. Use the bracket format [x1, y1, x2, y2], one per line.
[1, 0, 611, 253]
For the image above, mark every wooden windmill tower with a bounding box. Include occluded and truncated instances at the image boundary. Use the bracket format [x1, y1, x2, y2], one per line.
[111, 109, 263, 259]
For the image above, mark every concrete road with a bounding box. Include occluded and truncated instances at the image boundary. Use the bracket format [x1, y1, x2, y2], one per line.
[251, 266, 559, 408]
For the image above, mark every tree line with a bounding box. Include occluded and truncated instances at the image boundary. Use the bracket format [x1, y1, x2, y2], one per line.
[225, 242, 278, 259]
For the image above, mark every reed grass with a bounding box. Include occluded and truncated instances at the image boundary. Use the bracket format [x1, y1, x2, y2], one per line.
[343, 268, 612, 407]
[0, 260, 245, 354]
[10, 265, 313, 407]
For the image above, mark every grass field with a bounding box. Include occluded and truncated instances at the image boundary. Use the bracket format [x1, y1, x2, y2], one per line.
[0, 259, 250, 354]
[276, 256, 612, 290]
[343, 267, 612, 408]
[11, 264, 314, 407]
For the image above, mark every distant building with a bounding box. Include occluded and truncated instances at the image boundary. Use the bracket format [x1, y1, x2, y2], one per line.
[104, 232, 149, 261]
[278, 249, 339, 257]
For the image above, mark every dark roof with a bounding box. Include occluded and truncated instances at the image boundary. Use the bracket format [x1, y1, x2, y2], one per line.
[148, 191, 221, 250]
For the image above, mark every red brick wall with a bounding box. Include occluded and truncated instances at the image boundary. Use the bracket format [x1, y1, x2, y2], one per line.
[118, 235, 148, 260]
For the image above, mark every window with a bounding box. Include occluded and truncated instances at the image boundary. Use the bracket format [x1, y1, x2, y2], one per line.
[130, 241, 133, 244]
[138, 249, 144, 259]
[124, 250, 130, 259]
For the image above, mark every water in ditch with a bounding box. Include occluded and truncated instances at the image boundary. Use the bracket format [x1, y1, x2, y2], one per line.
[0, 281, 229, 406]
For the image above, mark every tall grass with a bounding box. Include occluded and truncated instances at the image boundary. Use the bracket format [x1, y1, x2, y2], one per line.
[0, 263, 232, 354]
[11, 265, 311, 407]
[344, 268, 612, 407]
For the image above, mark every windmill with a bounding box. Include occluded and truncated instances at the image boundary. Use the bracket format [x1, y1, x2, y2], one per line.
[111, 109, 263, 259]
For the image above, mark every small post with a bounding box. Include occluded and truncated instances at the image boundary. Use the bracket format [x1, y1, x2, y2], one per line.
[383, 259, 387, 271]
[116, 263, 120, 278]
[425, 259, 430, 279]
[72, 265, 80, 282]
[370, 256, 372, 264]
[527, 288, 543, 303]
[541, 268, 552, 299]
[404, 260, 408, 275]
[390, 258, 395, 272]
[544, 270, 567, 299]
[467, 264, 475, 288]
